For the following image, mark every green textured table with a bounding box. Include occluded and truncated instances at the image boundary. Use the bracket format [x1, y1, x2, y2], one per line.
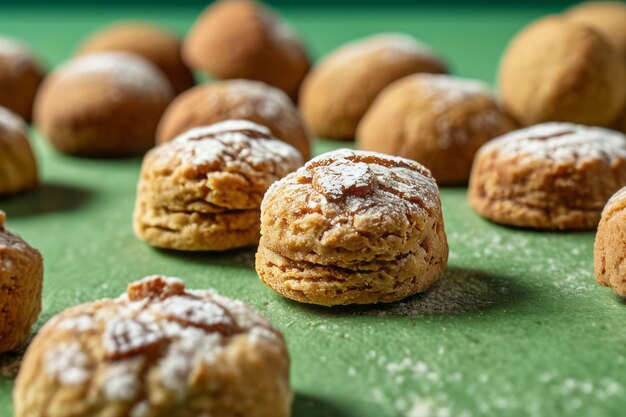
[1, 3, 626, 417]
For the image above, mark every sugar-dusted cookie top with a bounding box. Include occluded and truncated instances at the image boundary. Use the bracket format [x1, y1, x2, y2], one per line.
[142, 120, 303, 211]
[55, 52, 172, 98]
[479, 122, 626, 165]
[14, 275, 291, 417]
[156, 80, 311, 158]
[261, 149, 445, 265]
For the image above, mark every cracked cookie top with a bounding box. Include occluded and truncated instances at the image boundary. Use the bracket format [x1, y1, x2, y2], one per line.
[16, 275, 289, 416]
[139, 120, 303, 212]
[479, 123, 626, 166]
[260, 149, 445, 265]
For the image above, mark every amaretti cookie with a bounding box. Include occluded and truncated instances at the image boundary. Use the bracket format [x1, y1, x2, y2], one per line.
[0, 211, 43, 353]
[184, 0, 309, 99]
[156, 79, 312, 159]
[468, 123, 626, 230]
[299, 33, 447, 140]
[134, 120, 303, 251]
[567, 1, 626, 59]
[0, 107, 37, 196]
[498, 16, 626, 127]
[595, 187, 626, 296]
[13, 275, 291, 417]
[0, 36, 44, 121]
[77, 22, 195, 94]
[256, 149, 448, 306]
[34, 52, 173, 157]
[357, 74, 517, 185]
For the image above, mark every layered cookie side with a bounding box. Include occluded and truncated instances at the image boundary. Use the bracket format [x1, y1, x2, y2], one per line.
[134, 120, 303, 251]
[0, 106, 38, 196]
[256, 149, 448, 305]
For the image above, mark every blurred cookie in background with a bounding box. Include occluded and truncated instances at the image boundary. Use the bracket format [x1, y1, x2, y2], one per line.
[0, 36, 44, 122]
[184, 0, 310, 100]
[300, 33, 447, 141]
[34, 52, 173, 157]
[498, 16, 626, 127]
[357, 74, 516, 185]
[76, 21, 195, 95]
[0, 107, 37, 196]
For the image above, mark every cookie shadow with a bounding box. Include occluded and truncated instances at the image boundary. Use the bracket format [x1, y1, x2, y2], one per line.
[0, 337, 31, 379]
[156, 246, 257, 269]
[289, 267, 527, 317]
[0, 182, 92, 218]
[293, 393, 352, 417]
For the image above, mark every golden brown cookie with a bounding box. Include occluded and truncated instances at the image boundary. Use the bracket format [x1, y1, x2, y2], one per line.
[468, 123, 626, 230]
[595, 187, 626, 296]
[183, 0, 309, 99]
[134, 120, 303, 251]
[0, 37, 44, 122]
[0, 107, 37, 196]
[156, 79, 312, 159]
[299, 33, 447, 140]
[256, 149, 448, 306]
[13, 275, 291, 417]
[34, 52, 173, 157]
[357, 74, 517, 185]
[567, 1, 626, 59]
[498, 16, 626, 127]
[76, 21, 195, 95]
[0, 211, 43, 353]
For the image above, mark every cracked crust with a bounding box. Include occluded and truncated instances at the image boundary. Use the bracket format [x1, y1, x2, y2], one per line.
[133, 120, 303, 251]
[0, 211, 43, 353]
[0, 107, 37, 196]
[183, 0, 309, 99]
[468, 123, 626, 230]
[357, 74, 518, 185]
[595, 186, 626, 296]
[156, 79, 311, 159]
[256, 149, 448, 305]
[300, 33, 447, 140]
[13, 275, 291, 417]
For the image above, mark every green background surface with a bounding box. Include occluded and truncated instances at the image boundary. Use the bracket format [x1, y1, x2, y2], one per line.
[1, 3, 626, 417]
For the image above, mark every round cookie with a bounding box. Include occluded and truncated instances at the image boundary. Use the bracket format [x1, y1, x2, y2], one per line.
[357, 74, 517, 185]
[34, 52, 173, 157]
[299, 33, 447, 140]
[567, 1, 626, 59]
[256, 149, 448, 306]
[0, 211, 43, 353]
[134, 120, 303, 251]
[156, 79, 312, 159]
[183, 0, 309, 99]
[13, 275, 291, 417]
[76, 22, 195, 94]
[595, 187, 626, 297]
[0, 107, 37, 196]
[498, 16, 626, 127]
[0, 36, 44, 121]
[468, 123, 626, 230]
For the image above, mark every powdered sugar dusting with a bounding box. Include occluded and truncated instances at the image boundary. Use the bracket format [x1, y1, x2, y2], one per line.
[56, 52, 172, 97]
[0, 36, 38, 73]
[325, 33, 443, 68]
[481, 123, 626, 165]
[45, 342, 90, 385]
[42, 275, 284, 399]
[0, 106, 27, 136]
[154, 120, 302, 173]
